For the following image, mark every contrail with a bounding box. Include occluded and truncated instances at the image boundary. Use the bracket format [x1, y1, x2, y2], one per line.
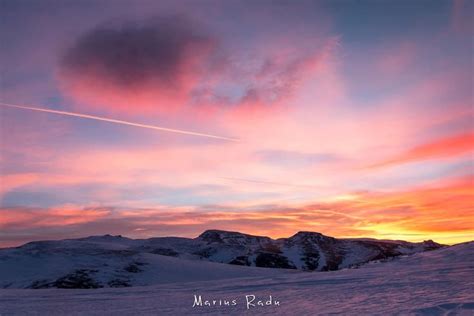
[0, 102, 239, 142]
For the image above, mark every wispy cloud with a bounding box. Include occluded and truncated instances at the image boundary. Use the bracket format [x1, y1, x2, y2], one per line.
[368, 133, 474, 169]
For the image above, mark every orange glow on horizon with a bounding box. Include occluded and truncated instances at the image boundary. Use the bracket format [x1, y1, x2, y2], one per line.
[1, 175, 472, 247]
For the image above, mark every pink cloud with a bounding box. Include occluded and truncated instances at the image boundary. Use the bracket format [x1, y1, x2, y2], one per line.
[0, 173, 39, 195]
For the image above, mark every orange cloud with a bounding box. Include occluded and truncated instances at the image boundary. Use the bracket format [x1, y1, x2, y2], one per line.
[324, 176, 474, 242]
[0, 207, 111, 229]
[369, 132, 474, 169]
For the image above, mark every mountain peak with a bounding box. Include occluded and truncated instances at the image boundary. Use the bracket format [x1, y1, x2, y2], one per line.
[288, 231, 332, 242]
[291, 231, 324, 237]
[197, 230, 270, 244]
[296, 231, 323, 235]
[78, 234, 128, 242]
[420, 239, 444, 249]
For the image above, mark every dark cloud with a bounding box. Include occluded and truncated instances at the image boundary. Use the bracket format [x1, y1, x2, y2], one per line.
[63, 16, 214, 88]
[59, 15, 218, 112]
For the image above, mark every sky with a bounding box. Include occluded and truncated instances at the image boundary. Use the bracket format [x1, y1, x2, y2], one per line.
[0, 0, 472, 247]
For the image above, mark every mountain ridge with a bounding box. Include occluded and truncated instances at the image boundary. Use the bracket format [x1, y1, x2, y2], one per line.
[0, 229, 449, 289]
[7, 229, 443, 249]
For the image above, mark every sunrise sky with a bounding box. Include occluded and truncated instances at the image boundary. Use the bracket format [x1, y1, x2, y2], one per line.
[0, 0, 472, 247]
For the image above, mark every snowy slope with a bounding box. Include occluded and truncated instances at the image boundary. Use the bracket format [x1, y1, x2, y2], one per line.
[0, 237, 286, 289]
[0, 230, 444, 289]
[0, 242, 472, 315]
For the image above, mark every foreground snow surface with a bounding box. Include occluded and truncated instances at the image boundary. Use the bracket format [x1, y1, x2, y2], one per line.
[0, 242, 473, 315]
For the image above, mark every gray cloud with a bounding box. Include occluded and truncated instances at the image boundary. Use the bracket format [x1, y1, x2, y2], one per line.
[59, 15, 218, 111]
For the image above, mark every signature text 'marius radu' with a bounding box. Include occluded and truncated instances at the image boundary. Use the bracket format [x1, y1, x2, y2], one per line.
[193, 295, 280, 309]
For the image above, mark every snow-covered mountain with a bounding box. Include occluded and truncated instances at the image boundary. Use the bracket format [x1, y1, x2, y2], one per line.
[193, 230, 442, 270]
[0, 230, 443, 289]
[1, 241, 472, 315]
